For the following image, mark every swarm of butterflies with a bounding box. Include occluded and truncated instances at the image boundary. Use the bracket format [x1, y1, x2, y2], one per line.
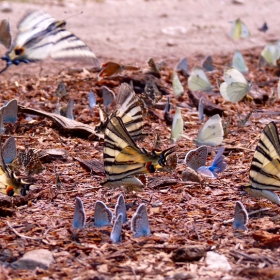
[1, 11, 280, 237]
[73, 194, 151, 243]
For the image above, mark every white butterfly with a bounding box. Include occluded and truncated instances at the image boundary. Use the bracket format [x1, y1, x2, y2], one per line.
[94, 201, 113, 227]
[219, 66, 251, 103]
[172, 72, 184, 97]
[188, 66, 212, 92]
[198, 97, 204, 122]
[260, 42, 280, 66]
[115, 194, 127, 223]
[72, 197, 86, 230]
[232, 50, 248, 74]
[171, 108, 184, 143]
[131, 204, 151, 238]
[110, 213, 123, 244]
[229, 18, 251, 40]
[233, 201, 248, 231]
[194, 114, 224, 146]
[243, 188, 280, 205]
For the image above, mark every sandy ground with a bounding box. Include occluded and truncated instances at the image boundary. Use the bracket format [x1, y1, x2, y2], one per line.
[0, 0, 280, 77]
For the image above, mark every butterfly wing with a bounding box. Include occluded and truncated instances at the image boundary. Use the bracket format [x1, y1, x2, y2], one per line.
[110, 213, 123, 243]
[131, 204, 151, 238]
[195, 114, 224, 146]
[198, 97, 204, 121]
[72, 197, 86, 230]
[0, 19, 12, 49]
[172, 72, 184, 97]
[232, 50, 248, 74]
[171, 108, 184, 143]
[202, 55, 214, 71]
[185, 146, 208, 171]
[188, 66, 212, 92]
[94, 201, 113, 227]
[233, 201, 248, 231]
[249, 122, 280, 190]
[175, 57, 188, 75]
[2, 136, 17, 164]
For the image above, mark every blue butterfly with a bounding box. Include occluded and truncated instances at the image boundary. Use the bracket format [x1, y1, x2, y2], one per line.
[1, 99, 18, 124]
[94, 201, 113, 227]
[131, 204, 151, 238]
[197, 147, 226, 178]
[2, 136, 17, 164]
[233, 201, 248, 231]
[72, 197, 86, 230]
[110, 213, 123, 244]
[115, 194, 127, 223]
[88, 91, 96, 109]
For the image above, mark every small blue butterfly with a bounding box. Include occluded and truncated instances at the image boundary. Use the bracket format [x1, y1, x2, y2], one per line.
[110, 213, 123, 244]
[202, 55, 214, 72]
[115, 194, 127, 223]
[72, 197, 86, 230]
[131, 204, 151, 238]
[94, 201, 113, 227]
[88, 91, 96, 109]
[185, 146, 208, 171]
[197, 147, 226, 178]
[66, 99, 74, 120]
[102, 86, 115, 107]
[175, 57, 188, 76]
[2, 136, 17, 164]
[233, 201, 248, 231]
[2, 99, 18, 124]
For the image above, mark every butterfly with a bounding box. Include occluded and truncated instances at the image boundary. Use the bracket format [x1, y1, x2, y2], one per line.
[188, 66, 212, 92]
[141, 79, 163, 108]
[185, 146, 208, 171]
[59, 99, 74, 120]
[219, 66, 251, 103]
[260, 42, 280, 66]
[2, 136, 17, 164]
[102, 86, 116, 108]
[242, 122, 280, 204]
[172, 72, 184, 97]
[98, 61, 139, 79]
[102, 116, 174, 188]
[0, 138, 34, 196]
[175, 57, 188, 76]
[11, 148, 44, 175]
[198, 97, 204, 122]
[110, 213, 123, 244]
[238, 111, 253, 127]
[72, 197, 86, 230]
[0, 19, 12, 49]
[88, 91, 96, 109]
[232, 50, 248, 74]
[55, 81, 68, 98]
[194, 114, 224, 146]
[0, 99, 18, 124]
[197, 147, 226, 178]
[202, 55, 214, 72]
[171, 107, 184, 143]
[233, 201, 248, 231]
[96, 83, 145, 140]
[94, 201, 113, 227]
[258, 22, 268, 33]
[0, 10, 99, 74]
[131, 204, 151, 238]
[115, 194, 127, 223]
[229, 18, 251, 40]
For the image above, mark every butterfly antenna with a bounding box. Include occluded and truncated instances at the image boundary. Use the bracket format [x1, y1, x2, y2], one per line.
[63, 11, 83, 21]
[0, 64, 10, 75]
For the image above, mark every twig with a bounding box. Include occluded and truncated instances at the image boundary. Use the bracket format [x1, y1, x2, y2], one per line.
[6, 221, 42, 241]
[223, 207, 270, 224]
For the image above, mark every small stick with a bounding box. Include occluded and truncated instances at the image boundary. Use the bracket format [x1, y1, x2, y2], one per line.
[223, 207, 270, 225]
[6, 221, 42, 241]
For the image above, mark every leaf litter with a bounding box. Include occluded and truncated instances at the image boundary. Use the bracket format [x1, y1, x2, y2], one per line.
[1, 47, 280, 279]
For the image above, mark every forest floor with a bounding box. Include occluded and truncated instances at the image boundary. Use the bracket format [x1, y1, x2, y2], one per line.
[1, 0, 280, 280]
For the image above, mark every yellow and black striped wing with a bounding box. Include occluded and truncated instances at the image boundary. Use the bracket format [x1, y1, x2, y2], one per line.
[115, 83, 144, 140]
[249, 121, 280, 190]
[103, 116, 175, 184]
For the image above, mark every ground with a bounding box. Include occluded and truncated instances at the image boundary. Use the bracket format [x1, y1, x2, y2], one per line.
[1, 0, 280, 280]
